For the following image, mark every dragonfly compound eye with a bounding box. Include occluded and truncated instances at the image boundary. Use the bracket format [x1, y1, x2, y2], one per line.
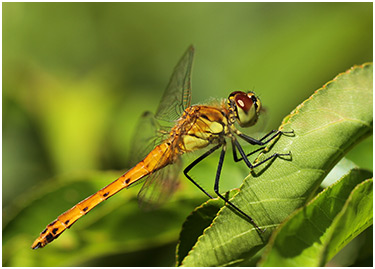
[229, 91, 261, 128]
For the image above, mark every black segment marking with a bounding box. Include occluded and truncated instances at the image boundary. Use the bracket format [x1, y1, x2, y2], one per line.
[41, 228, 48, 235]
[52, 228, 58, 235]
[46, 233, 54, 243]
[103, 192, 109, 197]
[48, 220, 57, 226]
[83, 207, 88, 212]
[65, 220, 70, 225]
[125, 178, 130, 184]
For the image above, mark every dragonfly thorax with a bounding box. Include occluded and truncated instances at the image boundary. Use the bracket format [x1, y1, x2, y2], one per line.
[170, 105, 228, 152]
[228, 91, 261, 128]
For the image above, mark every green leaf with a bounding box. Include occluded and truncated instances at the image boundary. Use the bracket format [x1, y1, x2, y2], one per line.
[179, 63, 373, 266]
[320, 157, 358, 188]
[176, 190, 238, 266]
[258, 168, 372, 266]
[320, 178, 373, 266]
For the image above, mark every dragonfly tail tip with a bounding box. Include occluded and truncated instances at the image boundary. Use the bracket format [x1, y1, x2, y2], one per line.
[31, 241, 42, 250]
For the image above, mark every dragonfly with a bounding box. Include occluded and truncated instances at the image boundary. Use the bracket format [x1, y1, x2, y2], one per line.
[31, 46, 291, 249]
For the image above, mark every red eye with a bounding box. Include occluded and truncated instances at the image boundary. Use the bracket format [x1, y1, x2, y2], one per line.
[234, 92, 253, 113]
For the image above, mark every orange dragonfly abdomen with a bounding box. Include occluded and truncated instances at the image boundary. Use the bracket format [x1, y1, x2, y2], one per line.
[31, 142, 173, 249]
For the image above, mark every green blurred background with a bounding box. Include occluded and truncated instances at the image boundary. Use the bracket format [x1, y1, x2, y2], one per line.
[3, 2, 372, 266]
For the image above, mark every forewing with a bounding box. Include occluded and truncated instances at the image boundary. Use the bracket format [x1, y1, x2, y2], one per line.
[155, 46, 194, 122]
[137, 158, 182, 210]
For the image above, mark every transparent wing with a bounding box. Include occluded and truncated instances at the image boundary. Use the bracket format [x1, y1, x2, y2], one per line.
[137, 157, 182, 210]
[129, 111, 167, 166]
[129, 113, 182, 209]
[129, 47, 194, 208]
[155, 45, 194, 122]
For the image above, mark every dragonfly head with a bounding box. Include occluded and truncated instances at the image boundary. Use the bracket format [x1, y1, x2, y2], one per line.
[228, 91, 262, 127]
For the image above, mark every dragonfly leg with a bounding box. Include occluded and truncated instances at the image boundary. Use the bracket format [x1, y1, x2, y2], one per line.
[237, 129, 294, 146]
[214, 144, 263, 233]
[231, 138, 266, 163]
[232, 138, 255, 169]
[251, 151, 292, 169]
[232, 137, 291, 170]
[183, 143, 222, 199]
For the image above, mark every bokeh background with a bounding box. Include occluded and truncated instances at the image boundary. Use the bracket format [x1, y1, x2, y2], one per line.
[3, 2, 372, 266]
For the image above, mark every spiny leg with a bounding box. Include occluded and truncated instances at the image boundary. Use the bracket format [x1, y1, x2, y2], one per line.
[231, 138, 266, 163]
[232, 137, 291, 170]
[237, 129, 294, 146]
[214, 143, 264, 233]
[183, 143, 222, 199]
[231, 129, 293, 163]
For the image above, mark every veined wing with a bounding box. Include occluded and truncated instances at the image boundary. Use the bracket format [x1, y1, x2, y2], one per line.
[129, 47, 194, 208]
[129, 111, 166, 166]
[155, 46, 194, 122]
[137, 156, 182, 210]
[130, 46, 194, 165]
[130, 113, 182, 208]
